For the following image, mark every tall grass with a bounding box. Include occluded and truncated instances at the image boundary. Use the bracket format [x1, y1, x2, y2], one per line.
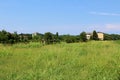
[0, 41, 120, 80]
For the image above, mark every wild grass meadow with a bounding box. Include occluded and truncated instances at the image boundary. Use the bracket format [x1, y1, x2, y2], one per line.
[0, 41, 120, 80]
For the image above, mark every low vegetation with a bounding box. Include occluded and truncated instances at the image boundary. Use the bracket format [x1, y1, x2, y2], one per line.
[0, 41, 120, 80]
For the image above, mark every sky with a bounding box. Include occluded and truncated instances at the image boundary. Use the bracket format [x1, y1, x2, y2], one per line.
[0, 0, 120, 35]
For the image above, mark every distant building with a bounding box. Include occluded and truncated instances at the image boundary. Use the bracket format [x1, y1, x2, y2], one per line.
[32, 32, 39, 37]
[86, 32, 104, 40]
[97, 32, 104, 40]
[86, 33, 92, 40]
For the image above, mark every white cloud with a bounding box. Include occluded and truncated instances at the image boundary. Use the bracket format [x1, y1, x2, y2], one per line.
[82, 24, 120, 34]
[98, 24, 120, 33]
[105, 24, 120, 30]
[90, 12, 120, 16]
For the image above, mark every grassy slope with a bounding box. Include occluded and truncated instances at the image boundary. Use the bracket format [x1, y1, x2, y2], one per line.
[0, 41, 120, 80]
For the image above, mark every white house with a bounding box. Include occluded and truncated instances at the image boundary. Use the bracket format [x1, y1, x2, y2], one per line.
[86, 33, 92, 40]
[32, 32, 39, 37]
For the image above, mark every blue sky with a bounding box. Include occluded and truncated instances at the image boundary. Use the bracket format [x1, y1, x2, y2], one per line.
[0, 0, 120, 34]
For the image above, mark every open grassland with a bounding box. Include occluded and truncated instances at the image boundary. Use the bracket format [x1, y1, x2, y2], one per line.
[0, 41, 120, 80]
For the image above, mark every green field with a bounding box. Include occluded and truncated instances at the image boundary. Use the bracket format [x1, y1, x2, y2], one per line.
[0, 41, 120, 80]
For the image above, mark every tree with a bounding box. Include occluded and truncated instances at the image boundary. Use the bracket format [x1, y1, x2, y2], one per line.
[0, 30, 8, 44]
[92, 30, 98, 40]
[104, 33, 112, 40]
[7, 32, 14, 44]
[56, 32, 59, 38]
[44, 32, 53, 44]
[55, 32, 60, 43]
[0, 30, 17, 44]
[13, 31, 19, 43]
[80, 32, 87, 42]
[65, 35, 76, 43]
[32, 35, 41, 42]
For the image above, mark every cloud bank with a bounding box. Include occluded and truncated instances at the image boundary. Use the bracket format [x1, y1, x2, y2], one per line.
[86, 24, 120, 34]
[90, 12, 120, 16]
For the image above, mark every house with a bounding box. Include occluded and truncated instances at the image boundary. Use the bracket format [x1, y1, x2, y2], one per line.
[86, 33, 92, 40]
[97, 32, 104, 40]
[86, 32, 104, 40]
[32, 32, 39, 37]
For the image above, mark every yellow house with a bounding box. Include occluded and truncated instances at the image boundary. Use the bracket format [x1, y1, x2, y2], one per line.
[97, 32, 104, 40]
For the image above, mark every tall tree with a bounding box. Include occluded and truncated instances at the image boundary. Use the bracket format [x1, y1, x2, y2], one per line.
[55, 32, 60, 43]
[0, 30, 8, 44]
[56, 32, 59, 38]
[13, 31, 19, 43]
[92, 30, 98, 40]
[44, 32, 53, 44]
[80, 32, 87, 42]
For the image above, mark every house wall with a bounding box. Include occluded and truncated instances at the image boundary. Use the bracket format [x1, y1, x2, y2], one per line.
[86, 35, 91, 40]
[32, 32, 38, 37]
[97, 33, 104, 40]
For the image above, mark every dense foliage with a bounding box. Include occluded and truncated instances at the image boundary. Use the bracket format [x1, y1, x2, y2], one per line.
[0, 30, 19, 44]
[44, 32, 54, 44]
[0, 29, 120, 44]
[80, 32, 87, 42]
[104, 33, 120, 40]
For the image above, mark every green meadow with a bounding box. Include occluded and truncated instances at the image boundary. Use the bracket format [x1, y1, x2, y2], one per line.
[0, 41, 120, 80]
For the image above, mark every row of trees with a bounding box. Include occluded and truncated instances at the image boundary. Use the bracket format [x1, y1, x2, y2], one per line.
[0, 30, 60, 44]
[0, 30, 19, 44]
[104, 33, 120, 40]
[0, 30, 120, 44]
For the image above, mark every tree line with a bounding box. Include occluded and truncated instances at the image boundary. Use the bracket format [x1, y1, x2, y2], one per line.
[0, 30, 120, 44]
